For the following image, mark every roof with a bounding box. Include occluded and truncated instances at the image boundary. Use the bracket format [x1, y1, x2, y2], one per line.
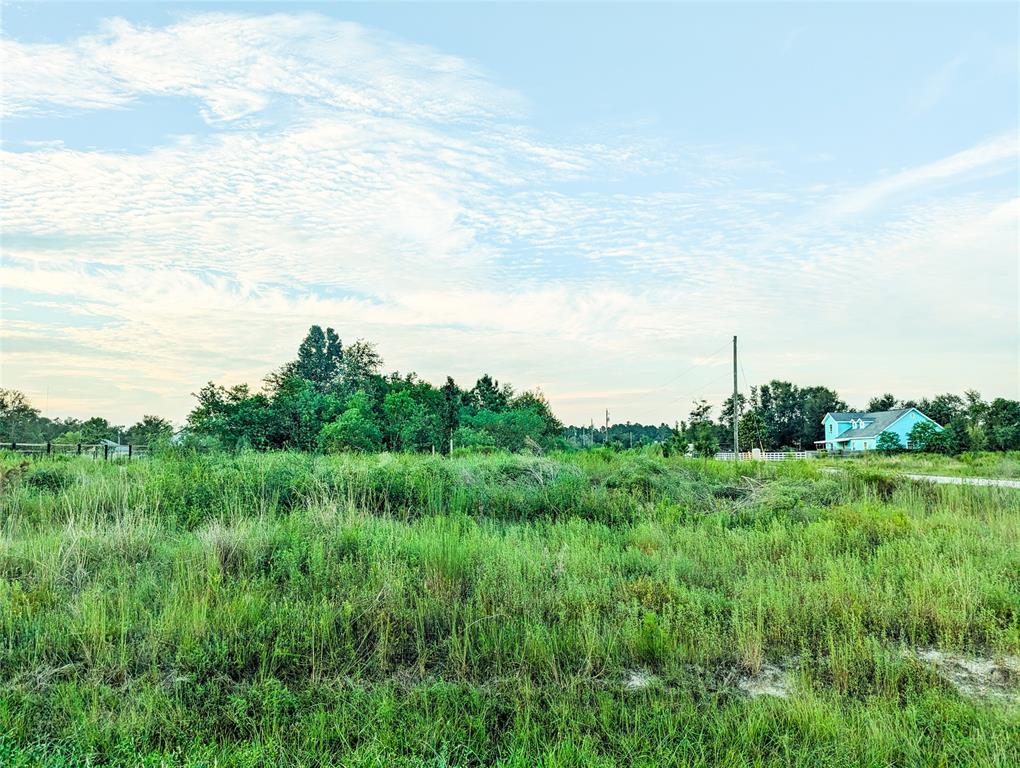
[824, 409, 915, 441]
[825, 411, 871, 422]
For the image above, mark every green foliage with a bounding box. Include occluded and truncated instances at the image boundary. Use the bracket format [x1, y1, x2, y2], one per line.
[124, 415, 173, 446]
[457, 408, 547, 452]
[688, 421, 718, 457]
[876, 431, 903, 454]
[51, 430, 83, 445]
[985, 398, 1020, 451]
[868, 393, 898, 411]
[685, 401, 719, 457]
[469, 374, 513, 412]
[383, 389, 443, 452]
[907, 420, 941, 452]
[0, 389, 40, 441]
[319, 392, 383, 453]
[0, 451, 1017, 765]
[739, 382, 848, 450]
[187, 328, 564, 455]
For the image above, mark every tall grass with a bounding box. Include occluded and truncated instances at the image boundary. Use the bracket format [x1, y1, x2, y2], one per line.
[1, 450, 1017, 766]
[821, 450, 1020, 479]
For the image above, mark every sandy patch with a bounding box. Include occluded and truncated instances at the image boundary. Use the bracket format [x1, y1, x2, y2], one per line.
[913, 649, 1019, 703]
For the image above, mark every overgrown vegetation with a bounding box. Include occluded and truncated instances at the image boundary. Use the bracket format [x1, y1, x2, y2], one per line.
[824, 450, 1020, 479]
[1, 449, 1017, 766]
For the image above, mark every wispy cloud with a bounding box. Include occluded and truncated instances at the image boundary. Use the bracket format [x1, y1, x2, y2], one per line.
[826, 133, 1018, 218]
[914, 54, 966, 114]
[2, 12, 1017, 423]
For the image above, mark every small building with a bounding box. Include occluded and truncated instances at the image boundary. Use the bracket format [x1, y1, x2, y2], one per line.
[816, 408, 943, 452]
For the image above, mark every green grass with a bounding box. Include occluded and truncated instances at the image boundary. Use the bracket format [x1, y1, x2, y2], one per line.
[1, 450, 1018, 766]
[820, 450, 1020, 479]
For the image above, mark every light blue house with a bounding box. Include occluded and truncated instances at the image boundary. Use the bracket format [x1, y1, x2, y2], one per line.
[817, 408, 943, 452]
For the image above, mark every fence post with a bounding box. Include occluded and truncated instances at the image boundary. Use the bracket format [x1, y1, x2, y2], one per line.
[128, 445, 133, 459]
[46, 442, 51, 455]
[10, 442, 15, 452]
[103, 445, 109, 461]
[77, 443, 82, 455]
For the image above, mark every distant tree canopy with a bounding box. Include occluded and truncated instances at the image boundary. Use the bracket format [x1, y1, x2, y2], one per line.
[186, 325, 564, 454]
[3, 334, 1018, 460]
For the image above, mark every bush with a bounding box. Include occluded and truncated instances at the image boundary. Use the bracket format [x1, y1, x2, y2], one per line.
[876, 431, 903, 454]
[24, 461, 74, 492]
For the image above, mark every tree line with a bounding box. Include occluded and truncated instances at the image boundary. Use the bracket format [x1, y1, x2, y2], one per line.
[564, 383, 1020, 456]
[0, 390, 172, 446]
[3, 328, 1018, 456]
[186, 326, 563, 453]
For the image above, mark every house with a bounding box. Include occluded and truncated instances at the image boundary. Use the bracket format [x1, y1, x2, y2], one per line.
[816, 408, 943, 452]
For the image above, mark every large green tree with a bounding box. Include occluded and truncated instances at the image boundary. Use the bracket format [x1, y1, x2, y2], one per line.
[984, 398, 1020, 451]
[125, 416, 174, 446]
[868, 393, 899, 412]
[319, 392, 383, 453]
[1, 389, 40, 442]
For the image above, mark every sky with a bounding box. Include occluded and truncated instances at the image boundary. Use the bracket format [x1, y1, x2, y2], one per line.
[1, 1, 1018, 428]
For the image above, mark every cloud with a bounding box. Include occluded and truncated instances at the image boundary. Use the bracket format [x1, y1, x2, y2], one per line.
[1, 13, 521, 124]
[1, 12, 1017, 424]
[827, 133, 1019, 218]
[914, 54, 966, 114]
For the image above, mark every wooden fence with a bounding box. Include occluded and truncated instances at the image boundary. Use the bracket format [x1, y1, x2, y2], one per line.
[3, 442, 149, 460]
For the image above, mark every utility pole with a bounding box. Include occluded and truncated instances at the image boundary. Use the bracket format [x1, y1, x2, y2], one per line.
[732, 335, 739, 461]
[605, 408, 610, 445]
[590, 418, 595, 447]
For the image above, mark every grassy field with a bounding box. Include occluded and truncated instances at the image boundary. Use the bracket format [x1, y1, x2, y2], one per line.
[820, 451, 1020, 479]
[1, 450, 1018, 767]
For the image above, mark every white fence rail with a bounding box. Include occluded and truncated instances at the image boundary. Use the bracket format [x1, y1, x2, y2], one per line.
[715, 449, 817, 462]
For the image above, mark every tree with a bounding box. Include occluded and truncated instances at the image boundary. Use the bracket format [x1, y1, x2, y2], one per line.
[188, 382, 280, 450]
[339, 340, 383, 397]
[439, 377, 463, 450]
[125, 415, 173, 446]
[270, 376, 342, 451]
[758, 381, 804, 448]
[876, 431, 903, 454]
[79, 417, 123, 444]
[688, 399, 713, 425]
[1, 389, 40, 441]
[457, 408, 547, 453]
[469, 375, 513, 413]
[296, 325, 343, 390]
[923, 393, 966, 426]
[798, 386, 847, 448]
[868, 393, 898, 412]
[685, 400, 718, 457]
[689, 422, 718, 457]
[984, 398, 1020, 451]
[907, 421, 941, 452]
[319, 391, 383, 453]
[937, 419, 972, 455]
[738, 410, 770, 450]
[53, 430, 84, 446]
[267, 326, 344, 393]
[383, 389, 442, 452]
[510, 389, 563, 443]
[719, 392, 747, 449]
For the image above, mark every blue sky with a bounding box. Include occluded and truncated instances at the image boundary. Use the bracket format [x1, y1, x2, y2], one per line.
[1, 2, 1017, 426]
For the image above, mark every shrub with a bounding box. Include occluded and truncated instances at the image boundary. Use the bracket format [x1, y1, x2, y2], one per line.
[876, 431, 903, 454]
